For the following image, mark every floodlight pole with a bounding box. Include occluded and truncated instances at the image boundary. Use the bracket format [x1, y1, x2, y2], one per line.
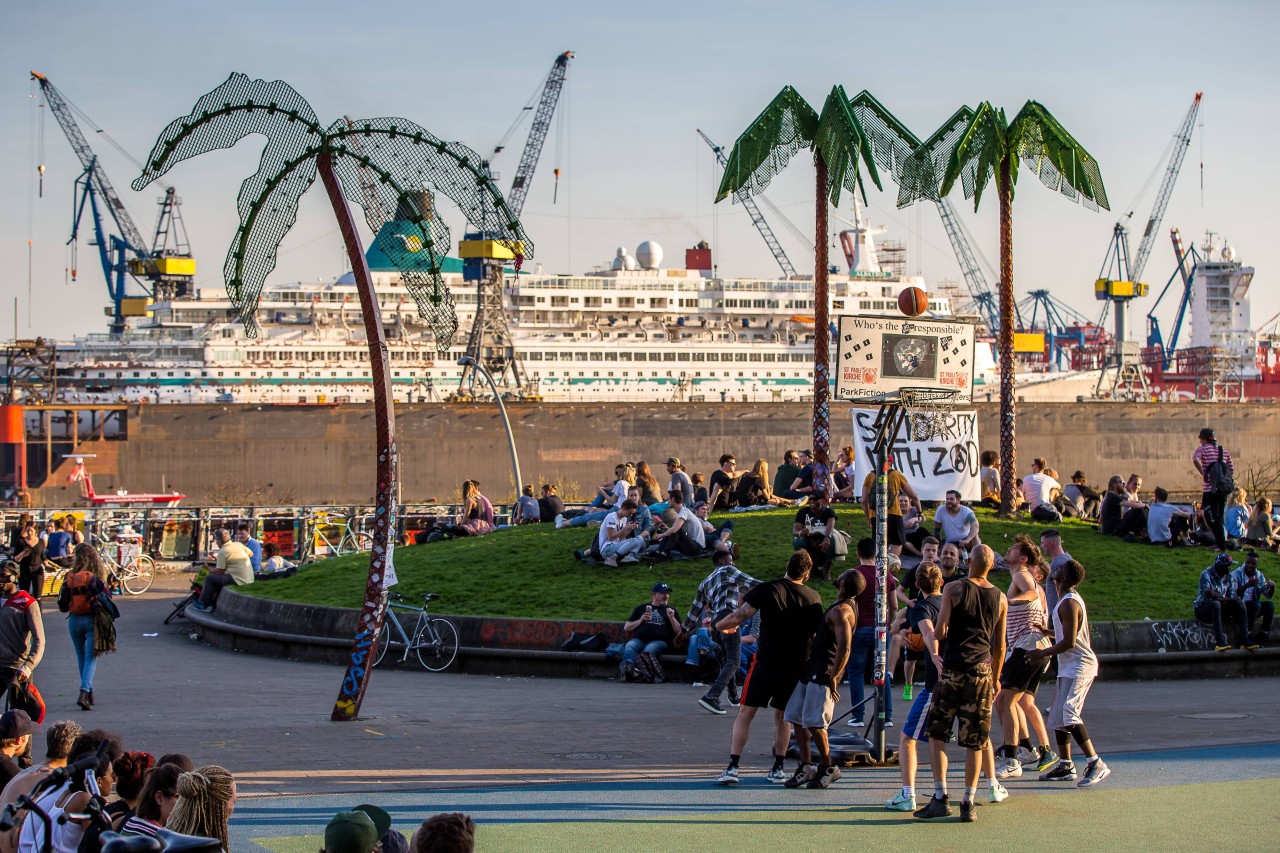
[457, 355, 522, 500]
[318, 150, 399, 723]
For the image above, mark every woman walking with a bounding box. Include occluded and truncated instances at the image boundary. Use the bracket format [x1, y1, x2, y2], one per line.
[57, 544, 110, 710]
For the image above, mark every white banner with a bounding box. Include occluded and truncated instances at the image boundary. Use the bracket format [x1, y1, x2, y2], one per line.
[850, 409, 981, 501]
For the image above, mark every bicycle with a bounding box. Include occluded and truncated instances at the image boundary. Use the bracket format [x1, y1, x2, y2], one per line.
[373, 592, 459, 672]
[303, 512, 374, 563]
[91, 534, 155, 595]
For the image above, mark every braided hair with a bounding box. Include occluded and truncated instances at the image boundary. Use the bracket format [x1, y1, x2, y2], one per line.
[166, 765, 235, 851]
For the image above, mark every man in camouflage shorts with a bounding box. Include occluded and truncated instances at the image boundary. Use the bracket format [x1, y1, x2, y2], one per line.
[915, 545, 1007, 824]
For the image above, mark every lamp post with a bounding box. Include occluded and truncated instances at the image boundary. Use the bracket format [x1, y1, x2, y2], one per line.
[457, 356, 522, 501]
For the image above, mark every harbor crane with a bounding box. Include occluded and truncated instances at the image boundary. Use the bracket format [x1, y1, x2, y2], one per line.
[31, 72, 196, 336]
[1095, 92, 1201, 395]
[503, 51, 573, 218]
[1145, 228, 1199, 369]
[697, 129, 798, 278]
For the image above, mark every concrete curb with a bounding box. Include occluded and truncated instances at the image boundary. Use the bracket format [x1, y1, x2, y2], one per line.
[184, 590, 1280, 681]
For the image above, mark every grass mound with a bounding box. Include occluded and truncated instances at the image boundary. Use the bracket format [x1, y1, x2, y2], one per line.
[239, 507, 1257, 623]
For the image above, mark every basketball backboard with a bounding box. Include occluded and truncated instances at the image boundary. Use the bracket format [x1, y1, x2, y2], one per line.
[834, 314, 977, 404]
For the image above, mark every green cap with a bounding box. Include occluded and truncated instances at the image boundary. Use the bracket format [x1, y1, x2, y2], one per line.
[325, 811, 378, 853]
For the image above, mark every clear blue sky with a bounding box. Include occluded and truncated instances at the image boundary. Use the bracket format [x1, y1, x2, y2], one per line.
[3, 0, 1277, 341]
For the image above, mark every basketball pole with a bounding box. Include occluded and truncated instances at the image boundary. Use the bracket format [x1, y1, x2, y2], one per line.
[870, 398, 908, 763]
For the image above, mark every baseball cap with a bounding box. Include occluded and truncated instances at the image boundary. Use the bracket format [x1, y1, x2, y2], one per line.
[1214, 553, 1233, 569]
[0, 710, 32, 739]
[692, 500, 708, 510]
[379, 830, 409, 853]
[1199, 427, 1215, 440]
[665, 457, 681, 467]
[799, 449, 813, 458]
[352, 804, 391, 839]
[652, 582, 672, 593]
[324, 811, 378, 853]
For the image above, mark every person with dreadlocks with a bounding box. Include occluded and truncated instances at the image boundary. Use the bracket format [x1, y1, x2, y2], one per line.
[166, 765, 237, 851]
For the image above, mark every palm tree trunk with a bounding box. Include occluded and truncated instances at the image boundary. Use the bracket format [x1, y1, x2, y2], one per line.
[997, 155, 1017, 517]
[317, 151, 399, 722]
[812, 153, 831, 496]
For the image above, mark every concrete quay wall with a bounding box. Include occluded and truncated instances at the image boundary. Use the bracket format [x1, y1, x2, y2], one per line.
[30, 401, 1280, 506]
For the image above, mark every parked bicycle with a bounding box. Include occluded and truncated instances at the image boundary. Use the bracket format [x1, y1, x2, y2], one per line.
[91, 533, 155, 595]
[302, 512, 374, 563]
[373, 592, 459, 672]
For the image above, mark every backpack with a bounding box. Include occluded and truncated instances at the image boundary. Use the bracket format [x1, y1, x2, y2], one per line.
[633, 651, 667, 684]
[1207, 445, 1235, 499]
[57, 571, 97, 615]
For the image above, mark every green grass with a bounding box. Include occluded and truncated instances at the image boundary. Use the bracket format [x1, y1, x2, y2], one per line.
[239, 508, 1274, 622]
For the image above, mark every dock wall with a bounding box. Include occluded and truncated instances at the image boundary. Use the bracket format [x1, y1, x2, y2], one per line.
[25, 401, 1280, 506]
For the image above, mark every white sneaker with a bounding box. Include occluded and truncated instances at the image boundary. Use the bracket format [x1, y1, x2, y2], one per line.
[846, 717, 864, 728]
[554, 514, 566, 529]
[716, 765, 739, 785]
[989, 781, 1010, 803]
[996, 757, 1023, 779]
[1077, 758, 1111, 788]
[620, 554, 640, 564]
[603, 557, 619, 567]
[1017, 746, 1039, 765]
[765, 766, 787, 783]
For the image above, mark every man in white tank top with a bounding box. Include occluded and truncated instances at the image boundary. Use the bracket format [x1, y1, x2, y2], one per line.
[1026, 558, 1111, 788]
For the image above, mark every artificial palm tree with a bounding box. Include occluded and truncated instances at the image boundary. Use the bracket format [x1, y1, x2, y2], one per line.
[912, 101, 1108, 515]
[132, 73, 530, 720]
[715, 85, 881, 493]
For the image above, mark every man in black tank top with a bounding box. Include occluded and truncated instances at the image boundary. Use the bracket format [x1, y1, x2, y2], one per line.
[916, 545, 1007, 824]
[781, 569, 863, 789]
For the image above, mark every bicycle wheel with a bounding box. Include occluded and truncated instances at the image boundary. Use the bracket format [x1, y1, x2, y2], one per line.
[372, 622, 402, 668]
[414, 618, 459, 672]
[121, 555, 155, 595]
[164, 591, 197, 625]
[355, 531, 374, 552]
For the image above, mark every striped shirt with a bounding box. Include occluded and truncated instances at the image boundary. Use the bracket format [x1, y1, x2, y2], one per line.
[682, 564, 760, 630]
[1006, 596, 1045, 650]
[1192, 443, 1234, 493]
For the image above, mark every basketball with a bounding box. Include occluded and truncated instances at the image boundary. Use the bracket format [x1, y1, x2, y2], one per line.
[905, 632, 926, 652]
[898, 286, 928, 317]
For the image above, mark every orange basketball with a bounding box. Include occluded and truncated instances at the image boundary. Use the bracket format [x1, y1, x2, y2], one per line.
[898, 286, 928, 317]
[905, 632, 926, 652]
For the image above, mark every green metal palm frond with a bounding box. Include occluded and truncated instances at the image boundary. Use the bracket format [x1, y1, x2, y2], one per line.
[715, 86, 819, 202]
[1008, 101, 1109, 212]
[814, 86, 882, 207]
[325, 118, 534, 350]
[940, 101, 1010, 212]
[132, 74, 325, 337]
[847, 90, 922, 207]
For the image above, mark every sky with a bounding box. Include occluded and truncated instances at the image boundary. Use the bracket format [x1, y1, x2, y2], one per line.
[2, 0, 1278, 343]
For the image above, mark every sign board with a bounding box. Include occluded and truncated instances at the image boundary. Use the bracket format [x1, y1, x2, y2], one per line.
[851, 408, 981, 501]
[835, 315, 977, 403]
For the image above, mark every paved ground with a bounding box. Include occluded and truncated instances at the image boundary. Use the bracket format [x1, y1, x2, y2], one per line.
[28, 572, 1280, 850]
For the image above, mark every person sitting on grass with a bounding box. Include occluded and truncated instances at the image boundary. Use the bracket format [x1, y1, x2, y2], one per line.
[1146, 488, 1193, 547]
[259, 542, 295, 576]
[513, 484, 540, 525]
[792, 492, 837, 578]
[773, 450, 802, 498]
[654, 491, 705, 557]
[1245, 498, 1278, 551]
[934, 490, 981, 553]
[735, 459, 792, 508]
[412, 812, 476, 853]
[1225, 487, 1250, 543]
[693, 501, 735, 555]
[598, 500, 644, 567]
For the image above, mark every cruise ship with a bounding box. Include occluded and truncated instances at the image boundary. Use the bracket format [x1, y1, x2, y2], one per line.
[38, 220, 994, 405]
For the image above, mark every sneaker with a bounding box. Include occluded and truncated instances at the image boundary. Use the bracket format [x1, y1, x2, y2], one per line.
[1243, 639, 1261, 650]
[884, 718, 894, 728]
[783, 763, 816, 788]
[618, 661, 634, 682]
[1039, 761, 1078, 782]
[959, 800, 977, 823]
[716, 765, 739, 785]
[603, 557, 619, 567]
[698, 696, 727, 716]
[554, 514, 566, 529]
[620, 554, 641, 564]
[1036, 748, 1060, 772]
[1214, 644, 1232, 652]
[807, 765, 841, 789]
[1016, 745, 1039, 765]
[996, 757, 1022, 779]
[766, 766, 787, 783]
[727, 689, 741, 707]
[902, 684, 913, 701]
[884, 791, 917, 811]
[913, 796, 952, 820]
[1078, 758, 1111, 787]
[846, 717, 864, 728]
[191, 602, 212, 612]
[989, 781, 1009, 803]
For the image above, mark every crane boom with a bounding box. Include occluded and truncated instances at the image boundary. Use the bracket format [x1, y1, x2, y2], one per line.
[697, 129, 797, 278]
[506, 51, 572, 218]
[1129, 93, 1202, 283]
[31, 71, 149, 256]
[934, 197, 998, 330]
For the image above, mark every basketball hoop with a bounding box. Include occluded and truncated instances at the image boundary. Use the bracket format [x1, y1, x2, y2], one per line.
[898, 387, 961, 442]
